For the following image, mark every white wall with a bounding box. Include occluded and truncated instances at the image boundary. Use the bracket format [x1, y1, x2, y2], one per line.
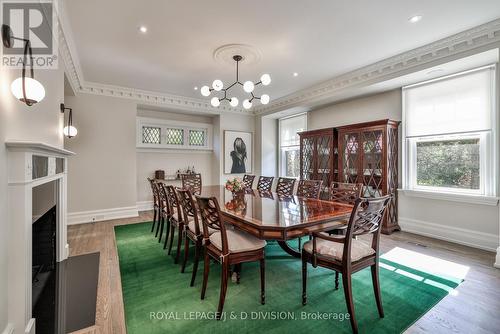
[0, 54, 64, 332]
[64, 93, 137, 219]
[307, 89, 499, 252]
[260, 116, 278, 177]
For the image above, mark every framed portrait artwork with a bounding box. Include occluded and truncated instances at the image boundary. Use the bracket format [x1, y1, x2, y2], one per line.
[224, 130, 253, 174]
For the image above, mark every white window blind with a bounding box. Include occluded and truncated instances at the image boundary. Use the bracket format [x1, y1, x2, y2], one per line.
[404, 67, 494, 137]
[280, 114, 307, 147]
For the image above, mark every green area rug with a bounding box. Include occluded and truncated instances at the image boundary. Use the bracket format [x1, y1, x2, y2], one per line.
[114, 222, 462, 334]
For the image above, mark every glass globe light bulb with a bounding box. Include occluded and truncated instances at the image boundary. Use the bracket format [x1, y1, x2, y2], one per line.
[212, 79, 223, 91]
[242, 99, 252, 109]
[200, 85, 211, 97]
[243, 81, 254, 93]
[11, 77, 45, 104]
[210, 97, 220, 107]
[229, 97, 239, 107]
[260, 74, 271, 86]
[63, 125, 78, 138]
[260, 94, 270, 105]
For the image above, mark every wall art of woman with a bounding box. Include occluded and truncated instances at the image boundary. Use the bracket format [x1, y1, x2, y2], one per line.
[230, 137, 247, 173]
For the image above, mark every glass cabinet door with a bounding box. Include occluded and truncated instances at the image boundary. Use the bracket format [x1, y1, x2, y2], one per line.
[316, 135, 332, 188]
[361, 129, 384, 197]
[341, 132, 361, 184]
[301, 137, 315, 180]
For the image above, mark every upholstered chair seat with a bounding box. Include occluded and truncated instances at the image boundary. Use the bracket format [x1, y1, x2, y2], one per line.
[186, 216, 217, 235]
[209, 230, 267, 253]
[303, 238, 375, 262]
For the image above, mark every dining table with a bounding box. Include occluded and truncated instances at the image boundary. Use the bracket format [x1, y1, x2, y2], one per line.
[195, 185, 354, 258]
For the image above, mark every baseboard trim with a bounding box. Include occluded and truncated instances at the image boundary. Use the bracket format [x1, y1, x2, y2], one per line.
[136, 200, 153, 212]
[495, 247, 500, 269]
[68, 206, 139, 225]
[399, 217, 498, 252]
[2, 324, 14, 334]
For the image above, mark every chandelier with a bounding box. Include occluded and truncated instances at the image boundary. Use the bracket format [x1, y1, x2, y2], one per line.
[200, 55, 271, 109]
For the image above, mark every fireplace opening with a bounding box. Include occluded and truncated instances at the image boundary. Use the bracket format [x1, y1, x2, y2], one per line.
[32, 181, 57, 333]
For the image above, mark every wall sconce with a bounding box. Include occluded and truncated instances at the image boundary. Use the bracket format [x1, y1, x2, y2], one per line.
[60, 103, 78, 138]
[1, 24, 45, 106]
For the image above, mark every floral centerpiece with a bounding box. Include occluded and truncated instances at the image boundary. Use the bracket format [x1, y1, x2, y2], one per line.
[225, 177, 244, 194]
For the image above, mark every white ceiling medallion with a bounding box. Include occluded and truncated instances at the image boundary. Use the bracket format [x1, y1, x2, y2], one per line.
[213, 44, 262, 66]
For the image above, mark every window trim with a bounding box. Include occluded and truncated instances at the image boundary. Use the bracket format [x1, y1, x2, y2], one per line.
[402, 65, 498, 200]
[278, 113, 307, 177]
[136, 117, 213, 150]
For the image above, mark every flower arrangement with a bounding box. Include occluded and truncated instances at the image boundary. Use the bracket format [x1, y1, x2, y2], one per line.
[225, 177, 244, 193]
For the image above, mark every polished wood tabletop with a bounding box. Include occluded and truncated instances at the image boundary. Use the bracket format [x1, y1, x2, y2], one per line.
[197, 185, 353, 241]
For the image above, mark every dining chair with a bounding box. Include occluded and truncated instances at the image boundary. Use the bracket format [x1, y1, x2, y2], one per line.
[181, 173, 202, 195]
[147, 178, 160, 233]
[195, 196, 266, 320]
[165, 186, 184, 263]
[256, 176, 274, 192]
[296, 179, 323, 199]
[276, 177, 296, 197]
[156, 182, 171, 245]
[327, 182, 364, 233]
[301, 195, 391, 334]
[242, 174, 256, 189]
[177, 188, 217, 286]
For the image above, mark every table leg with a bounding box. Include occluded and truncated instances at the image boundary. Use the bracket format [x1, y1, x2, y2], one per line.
[277, 241, 301, 258]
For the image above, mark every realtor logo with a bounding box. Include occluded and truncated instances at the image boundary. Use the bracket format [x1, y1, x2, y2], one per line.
[1, 0, 58, 69]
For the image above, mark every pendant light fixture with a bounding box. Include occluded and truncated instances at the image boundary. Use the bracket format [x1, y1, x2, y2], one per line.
[60, 103, 78, 138]
[1, 24, 45, 106]
[200, 55, 271, 109]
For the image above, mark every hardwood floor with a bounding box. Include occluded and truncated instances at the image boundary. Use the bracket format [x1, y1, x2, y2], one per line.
[67, 211, 500, 334]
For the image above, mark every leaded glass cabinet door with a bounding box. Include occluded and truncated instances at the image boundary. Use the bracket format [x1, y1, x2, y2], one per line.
[361, 128, 384, 197]
[300, 136, 315, 180]
[340, 131, 362, 184]
[316, 134, 332, 189]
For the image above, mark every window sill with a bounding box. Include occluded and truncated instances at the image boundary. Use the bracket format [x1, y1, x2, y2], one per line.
[398, 189, 499, 206]
[136, 147, 213, 154]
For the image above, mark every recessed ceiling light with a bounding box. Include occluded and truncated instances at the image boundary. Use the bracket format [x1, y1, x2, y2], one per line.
[293, 72, 299, 77]
[139, 26, 147, 33]
[408, 15, 422, 23]
[194, 86, 198, 90]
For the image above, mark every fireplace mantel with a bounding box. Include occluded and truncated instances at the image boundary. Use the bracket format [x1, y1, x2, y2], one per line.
[6, 141, 74, 334]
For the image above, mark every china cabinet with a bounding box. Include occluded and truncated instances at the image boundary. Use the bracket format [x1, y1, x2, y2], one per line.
[299, 119, 400, 234]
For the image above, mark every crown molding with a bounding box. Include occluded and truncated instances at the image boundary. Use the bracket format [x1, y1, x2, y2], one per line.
[254, 18, 500, 115]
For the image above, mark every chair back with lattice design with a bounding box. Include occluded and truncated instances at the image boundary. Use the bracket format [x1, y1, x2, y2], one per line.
[195, 196, 228, 252]
[297, 180, 323, 199]
[176, 188, 201, 235]
[165, 185, 182, 222]
[256, 176, 274, 192]
[181, 173, 202, 195]
[329, 182, 363, 205]
[157, 182, 169, 215]
[343, 196, 391, 263]
[276, 177, 296, 197]
[242, 174, 256, 189]
[148, 178, 160, 208]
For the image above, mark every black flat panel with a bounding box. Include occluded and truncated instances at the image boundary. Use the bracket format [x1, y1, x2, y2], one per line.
[65, 252, 100, 333]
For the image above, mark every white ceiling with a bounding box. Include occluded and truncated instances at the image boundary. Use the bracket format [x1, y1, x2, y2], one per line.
[64, 0, 500, 104]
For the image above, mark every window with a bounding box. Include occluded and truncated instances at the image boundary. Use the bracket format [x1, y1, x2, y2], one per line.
[142, 126, 161, 144]
[279, 114, 307, 177]
[137, 117, 212, 150]
[403, 66, 496, 197]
